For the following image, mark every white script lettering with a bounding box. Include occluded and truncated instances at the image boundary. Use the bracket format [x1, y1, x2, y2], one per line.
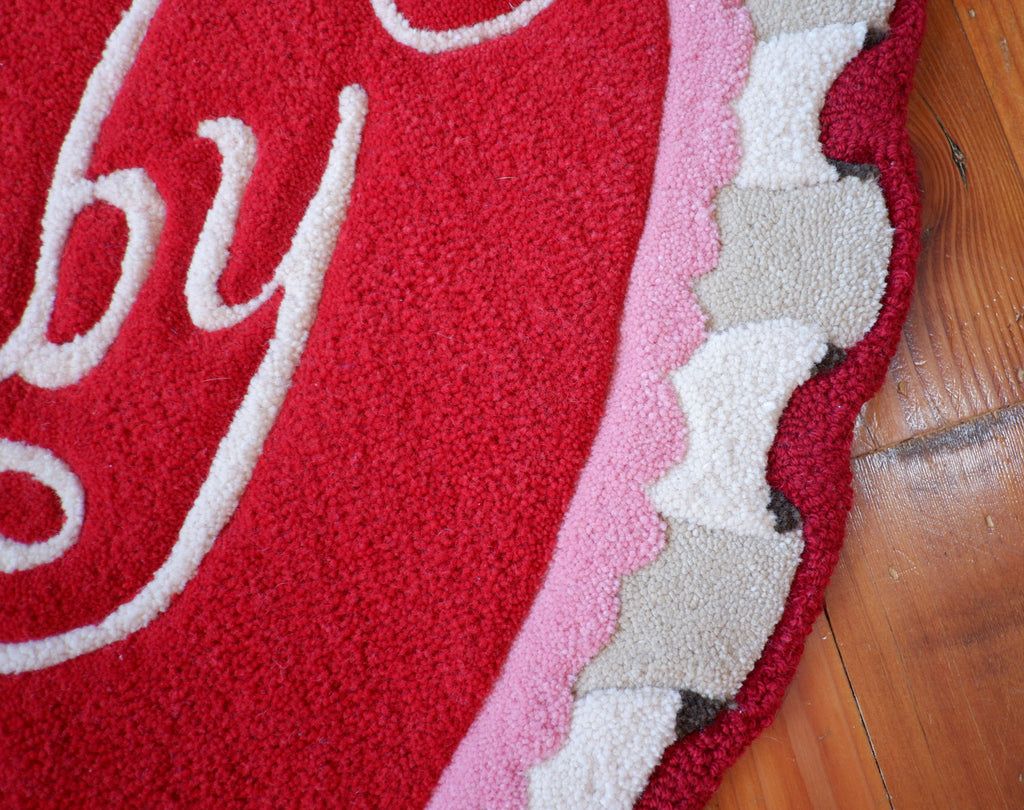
[0, 0, 557, 672]
[0, 0, 366, 673]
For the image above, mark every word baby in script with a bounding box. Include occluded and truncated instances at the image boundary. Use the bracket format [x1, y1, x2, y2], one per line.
[0, 0, 555, 672]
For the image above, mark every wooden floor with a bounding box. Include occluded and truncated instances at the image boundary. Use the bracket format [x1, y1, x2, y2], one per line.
[708, 3, 1024, 808]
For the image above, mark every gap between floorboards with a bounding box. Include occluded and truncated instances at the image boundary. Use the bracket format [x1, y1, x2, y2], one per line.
[821, 602, 895, 810]
[851, 400, 1024, 461]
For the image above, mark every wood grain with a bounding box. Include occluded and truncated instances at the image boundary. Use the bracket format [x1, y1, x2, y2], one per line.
[851, 0, 1024, 457]
[707, 614, 890, 810]
[953, 0, 1024, 177]
[829, 406, 1024, 809]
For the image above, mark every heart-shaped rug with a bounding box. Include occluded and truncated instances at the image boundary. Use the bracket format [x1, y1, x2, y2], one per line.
[0, 0, 924, 806]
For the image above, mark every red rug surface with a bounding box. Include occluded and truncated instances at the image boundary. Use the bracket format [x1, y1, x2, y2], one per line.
[0, 0, 923, 806]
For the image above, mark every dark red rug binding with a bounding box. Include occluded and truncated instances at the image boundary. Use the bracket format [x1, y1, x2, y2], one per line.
[636, 0, 927, 806]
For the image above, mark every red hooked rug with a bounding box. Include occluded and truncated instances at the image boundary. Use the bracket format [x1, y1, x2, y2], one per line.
[0, 0, 924, 806]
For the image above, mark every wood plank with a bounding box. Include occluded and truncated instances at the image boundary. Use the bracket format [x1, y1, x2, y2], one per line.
[850, 0, 1024, 456]
[706, 613, 890, 810]
[828, 405, 1024, 809]
[952, 0, 1024, 178]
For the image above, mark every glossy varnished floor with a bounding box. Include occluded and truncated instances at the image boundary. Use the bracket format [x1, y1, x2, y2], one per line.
[708, 2, 1024, 808]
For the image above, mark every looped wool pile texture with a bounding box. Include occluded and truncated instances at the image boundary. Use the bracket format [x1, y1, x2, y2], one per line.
[0, 0, 924, 806]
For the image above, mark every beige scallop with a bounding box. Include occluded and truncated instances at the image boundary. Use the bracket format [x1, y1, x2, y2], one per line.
[574, 519, 803, 701]
[697, 178, 893, 347]
[744, 0, 895, 40]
